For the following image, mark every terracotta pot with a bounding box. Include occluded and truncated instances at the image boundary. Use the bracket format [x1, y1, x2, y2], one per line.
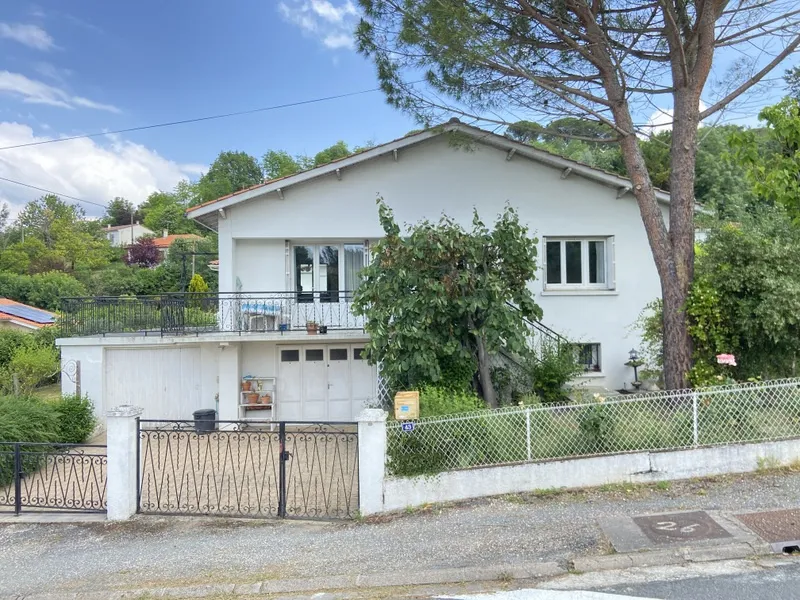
[247, 392, 259, 404]
[306, 323, 318, 335]
[241, 380, 252, 392]
[260, 392, 272, 405]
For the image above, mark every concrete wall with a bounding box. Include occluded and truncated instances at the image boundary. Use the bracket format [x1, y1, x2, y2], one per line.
[376, 440, 800, 513]
[223, 136, 669, 389]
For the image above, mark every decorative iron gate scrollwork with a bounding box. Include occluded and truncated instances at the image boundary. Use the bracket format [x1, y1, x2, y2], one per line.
[137, 420, 359, 519]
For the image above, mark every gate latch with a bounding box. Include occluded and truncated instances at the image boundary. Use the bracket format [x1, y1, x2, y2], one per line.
[280, 450, 291, 461]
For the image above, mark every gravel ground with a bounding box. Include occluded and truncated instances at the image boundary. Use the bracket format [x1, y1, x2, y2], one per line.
[1, 470, 800, 596]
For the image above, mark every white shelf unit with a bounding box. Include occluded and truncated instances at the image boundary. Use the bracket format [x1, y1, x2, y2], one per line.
[239, 376, 276, 422]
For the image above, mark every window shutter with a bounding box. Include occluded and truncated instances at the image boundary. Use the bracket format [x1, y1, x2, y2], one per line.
[609, 236, 616, 290]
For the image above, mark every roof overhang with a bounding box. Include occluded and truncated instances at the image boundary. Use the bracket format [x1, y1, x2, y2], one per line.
[187, 122, 671, 230]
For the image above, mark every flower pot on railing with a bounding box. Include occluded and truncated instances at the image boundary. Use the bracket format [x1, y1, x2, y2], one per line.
[306, 321, 319, 335]
[242, 380, 252, 392]
[247, 392, 259, 404]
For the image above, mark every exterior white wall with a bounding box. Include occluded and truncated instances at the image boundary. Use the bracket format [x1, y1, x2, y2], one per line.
[241, 341, 278, 379]
[105, 224, 153, 247]
[234, 239, 285, 292]
[61, 344, 104, 413]
[377, 439, 800, 514]
[225, 136, 668, 390]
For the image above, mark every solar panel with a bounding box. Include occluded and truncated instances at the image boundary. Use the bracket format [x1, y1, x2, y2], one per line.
[0, 304, 55, 324]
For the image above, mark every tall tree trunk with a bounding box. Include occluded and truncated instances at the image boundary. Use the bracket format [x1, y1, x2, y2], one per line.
[475, 335, 498, 408]
[662, 89, 700, 390]
[609, 100, 692, 389]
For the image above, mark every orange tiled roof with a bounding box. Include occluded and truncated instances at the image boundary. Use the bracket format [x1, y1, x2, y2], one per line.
[151, 234, 203, 249]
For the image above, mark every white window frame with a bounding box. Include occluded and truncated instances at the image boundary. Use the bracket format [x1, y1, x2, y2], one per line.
[543, 237, 615, 291]
[574, 342, 602, 373]
[290, 241, 368, 296]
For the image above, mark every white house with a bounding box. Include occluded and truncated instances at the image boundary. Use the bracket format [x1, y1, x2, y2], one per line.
[105, 223, 154, 247]
[57, 121, 669, 424]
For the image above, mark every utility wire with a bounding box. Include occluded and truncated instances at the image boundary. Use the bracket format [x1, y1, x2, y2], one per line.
[0, 175, 107, 209]
[0, 85, 392, 152]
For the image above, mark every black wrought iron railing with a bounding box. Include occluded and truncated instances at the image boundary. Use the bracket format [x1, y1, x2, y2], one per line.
[59, 291, 365, 337]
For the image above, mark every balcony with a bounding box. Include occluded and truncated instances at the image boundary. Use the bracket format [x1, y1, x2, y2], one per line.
[59, 292, 365, 338]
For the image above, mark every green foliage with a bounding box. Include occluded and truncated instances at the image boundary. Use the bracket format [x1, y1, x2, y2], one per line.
[313, 141, 351, 167]
[729, 98, 800, 221]
[140, 188, 199, 235]
[0, 330, 37, 368]
[418, 386, 484, 418]
[104, 197, 142, 226]
[188, 273, 209, 294]
[0, 270, 87, 311]
[352, 198, 542, 405]
[505, 120, 542, 143]
[0, 396, 60, 443]
[527, 341, 582, 403]
[52, 395, 96, 444]
[8, 345, 58, 394]
[196, 151, 264, 204]
[634, 299, 664, 373]
[690, 210, 800, 381]
[578, 401, 615, 451]
[262, 149, 311, 180]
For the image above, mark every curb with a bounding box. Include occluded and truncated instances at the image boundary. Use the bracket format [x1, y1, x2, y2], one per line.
[4, 543, 776, 600]
[570, 540, 772, 573]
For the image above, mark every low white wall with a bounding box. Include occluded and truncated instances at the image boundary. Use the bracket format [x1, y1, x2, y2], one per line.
[379, 440, 800, 513]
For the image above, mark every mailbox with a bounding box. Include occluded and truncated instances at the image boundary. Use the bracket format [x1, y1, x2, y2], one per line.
[393, 391, 420, 420]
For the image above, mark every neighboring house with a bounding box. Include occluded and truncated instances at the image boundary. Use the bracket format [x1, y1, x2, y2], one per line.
[57, 121, 669, 424]
[0, 298, 56, 331]
[151, 232, 203, 259]
[105, 223, 154, 247]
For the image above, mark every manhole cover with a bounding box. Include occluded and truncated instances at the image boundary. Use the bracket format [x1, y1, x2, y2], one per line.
[736, 509, 800, 552]
[633, 511, 733, 544]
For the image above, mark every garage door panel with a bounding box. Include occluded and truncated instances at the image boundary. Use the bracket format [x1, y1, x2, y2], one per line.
[105, 347, 202, 420]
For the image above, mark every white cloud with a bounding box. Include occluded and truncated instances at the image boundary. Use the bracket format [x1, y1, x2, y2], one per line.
[278, 0, 359, 50]
[0, 23, 55, 51]
[34, 62, 72, 84]
[639, 101, 708, 138]
[0, 123, 205, 217]
[0, 71, 121, 113]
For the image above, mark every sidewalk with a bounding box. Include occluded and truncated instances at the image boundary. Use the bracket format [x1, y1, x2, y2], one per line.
[1, 468, 799, 599]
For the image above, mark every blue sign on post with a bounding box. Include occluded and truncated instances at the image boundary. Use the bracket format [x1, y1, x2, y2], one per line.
[401, 422, 415, 432]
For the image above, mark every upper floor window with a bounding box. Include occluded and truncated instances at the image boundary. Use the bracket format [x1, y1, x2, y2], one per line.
[544, 237, 613, 291]
[293, 243, 366, 302]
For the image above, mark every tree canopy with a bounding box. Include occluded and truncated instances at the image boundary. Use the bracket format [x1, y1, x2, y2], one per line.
[352, 199, 542, 407]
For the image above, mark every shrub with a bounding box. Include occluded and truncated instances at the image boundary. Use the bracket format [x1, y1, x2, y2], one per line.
[52, 395, 96, 443]
[0, 395, 61, 443]
[0, 330, 36, 368]
[528, 341, 583, 403]
[578, 399, 615, 451]
[9, 345, 58, 393]
[418, 386, 484, 417]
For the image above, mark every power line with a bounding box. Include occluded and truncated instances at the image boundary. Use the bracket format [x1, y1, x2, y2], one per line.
[0, 86, 390, 152]
[0, 175, 107, 209]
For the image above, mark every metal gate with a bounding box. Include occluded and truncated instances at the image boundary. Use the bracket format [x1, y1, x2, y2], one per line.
[0, 442, 107, 514]
[137, 420, 359, 519]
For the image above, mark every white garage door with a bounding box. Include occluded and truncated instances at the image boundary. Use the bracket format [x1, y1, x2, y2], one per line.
[277, 344, 375, 422]
[105, 347, 203, 420]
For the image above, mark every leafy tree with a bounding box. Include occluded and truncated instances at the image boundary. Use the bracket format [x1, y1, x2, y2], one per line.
[104, 197, 142, 226]
[357, 0, 800, 389]
[505, 120, 542, 144]
[541, 117, 616, 144]
[124, 237, 161, 268]
[0, 246, 30, 275]
[262, 150, 312, 180]
[142, 193, 196, 235]
[77, 264, 163, 297]
[0, 271, 87, 311]
[17, 194, 83, 248]
[729, 97, 800, 222]
[787, 66, 800, 99]
[196, 151, 263, 203]
[313, 141, 351, 167]
[352, 199, 542, 408]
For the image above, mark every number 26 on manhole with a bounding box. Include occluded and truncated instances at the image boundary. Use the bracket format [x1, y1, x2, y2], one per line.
[654, 521, 700, 533]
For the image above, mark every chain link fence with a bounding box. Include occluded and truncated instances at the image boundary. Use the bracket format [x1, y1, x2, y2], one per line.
[386, 378, 800, 476]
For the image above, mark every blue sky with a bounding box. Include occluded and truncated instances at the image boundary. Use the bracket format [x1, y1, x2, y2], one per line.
[0, 1, 796, 217]
[0, 1, 414, 216]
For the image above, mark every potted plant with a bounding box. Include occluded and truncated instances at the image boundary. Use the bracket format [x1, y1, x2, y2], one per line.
[247, 391, 259, 404]
[241, 378, 253, 392]
[306, 321, 319, 335]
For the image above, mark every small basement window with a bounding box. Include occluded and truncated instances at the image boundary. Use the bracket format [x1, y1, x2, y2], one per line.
[280, 349, 300, 362]
[330, 348, 348, 361]
[574, 343, 601, 372]
[305, 349, 324, 361]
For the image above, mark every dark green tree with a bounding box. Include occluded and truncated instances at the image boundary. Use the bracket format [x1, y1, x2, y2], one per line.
[104, 197, 142, 226]
[352, 199, 542, 407]
[196, 151, 263, 203]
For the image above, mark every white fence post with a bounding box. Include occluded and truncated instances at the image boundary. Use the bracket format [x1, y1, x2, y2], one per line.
[106, 405, 143, 521]
[357, 408, 387, 516]
[525, 407, 532, 461]
[692, 392, 699, 446]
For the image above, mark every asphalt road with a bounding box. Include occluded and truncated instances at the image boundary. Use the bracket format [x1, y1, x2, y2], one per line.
[441, 559, 800, 600]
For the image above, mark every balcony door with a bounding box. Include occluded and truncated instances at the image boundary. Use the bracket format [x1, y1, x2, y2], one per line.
[293, 243, 365, 303]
